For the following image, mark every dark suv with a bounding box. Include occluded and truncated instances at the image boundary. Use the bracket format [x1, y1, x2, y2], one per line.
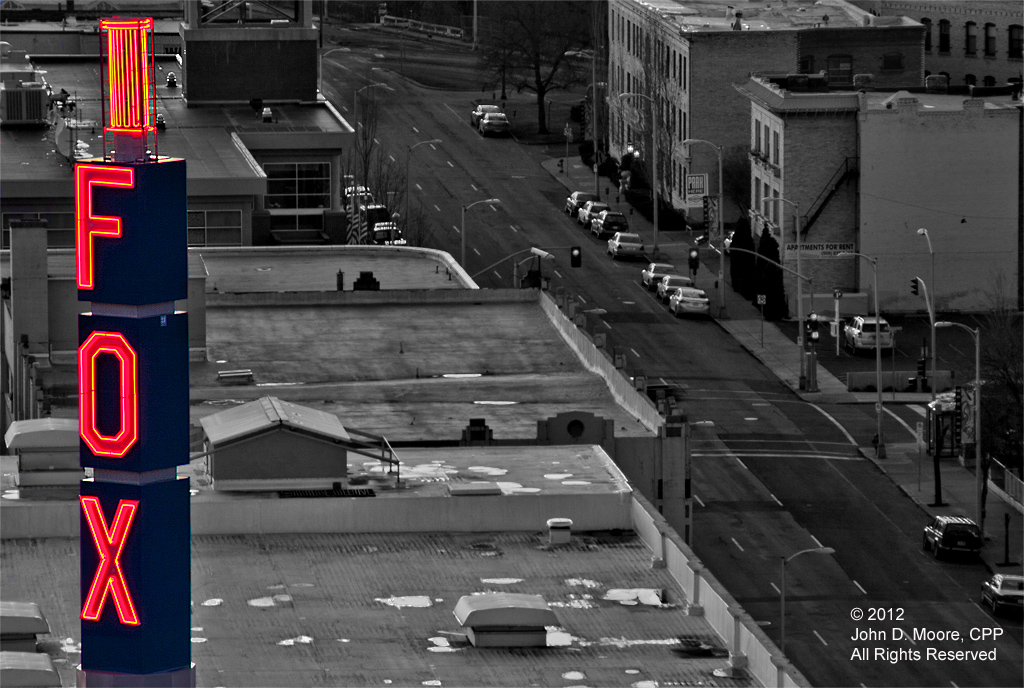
[923, 515, 982, 559]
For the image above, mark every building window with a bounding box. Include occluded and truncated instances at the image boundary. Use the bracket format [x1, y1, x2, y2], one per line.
[799, 54, 814, 73]
[682, 56, 687, 90]
[754, 177, 761, 213]
[965, 22, 977, 56]
[771, 189, 779, 223]
[754, 118, 761, 151]
[983, 75, 996, 87]
[763, 124, 770, 154]
[2, 212, 75, 250]
[187, 210, 243, 246]
[921, 18, 932, 51]
[938, 20, 950, 53]
[263, 162, 330, 210]
[1010, 25, 1023, 59]
[882, 53, 904, 71]
[984, 23, 997, 57]
[964, 74, 977, 86]
[772, 131, 779, 165]
[826, 55, 853, 85]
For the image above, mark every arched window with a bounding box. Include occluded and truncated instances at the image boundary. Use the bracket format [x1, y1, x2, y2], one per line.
[938, 20, 951, 53]
[965, 22, 977, 55]
[983, 75, 996, 87]
[921, 18, 932, 51]
[1011, 25, 1023, 59]
[984, 23, 997, 57]
[964, 74, 977, 86]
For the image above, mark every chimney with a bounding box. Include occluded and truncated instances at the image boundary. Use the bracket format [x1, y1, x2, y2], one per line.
[546, 517, 573, 545]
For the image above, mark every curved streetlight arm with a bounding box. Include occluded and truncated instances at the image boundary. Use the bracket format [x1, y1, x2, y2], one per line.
[785, 546, 835, 564]
[464, 198, 500, 212]
[461, 199, 501, 267]
[780, 545, 835, 657]
[716, 246, 811, 286]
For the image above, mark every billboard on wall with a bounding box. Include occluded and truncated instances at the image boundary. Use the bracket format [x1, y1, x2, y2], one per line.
[783, 242, 856, 258]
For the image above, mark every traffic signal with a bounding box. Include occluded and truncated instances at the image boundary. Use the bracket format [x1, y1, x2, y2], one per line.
[911, 277, 920, 296]
[917, 357, 927, 378]
[688, 248, 700, 272]
[570, 246, 582, 268]
[808, 312, 820, 343]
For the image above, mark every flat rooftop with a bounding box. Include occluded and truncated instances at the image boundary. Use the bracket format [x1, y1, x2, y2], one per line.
[1, 529, 737, 687]
[0, 59, 350, 194]
[636, 0, 916, 32]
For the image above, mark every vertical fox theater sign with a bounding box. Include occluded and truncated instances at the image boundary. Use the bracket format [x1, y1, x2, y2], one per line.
[76, 17, 193, 685]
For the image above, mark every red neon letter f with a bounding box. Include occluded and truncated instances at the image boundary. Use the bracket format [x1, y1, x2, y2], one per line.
[80, 496, 140, 625]
[75, 165, 134, 290]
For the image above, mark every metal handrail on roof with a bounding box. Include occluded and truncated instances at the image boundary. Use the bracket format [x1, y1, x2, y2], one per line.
[343, 427, 401, 483]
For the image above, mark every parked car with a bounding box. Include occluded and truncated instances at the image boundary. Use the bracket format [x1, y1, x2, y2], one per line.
[371, 221, 405, 246]
[844, 315, 894, 352]
[656, 274, 694, 302]
[981, 574, 1024, 615]
[470, 103, 502, 127]
[565, 191, 599, 216]
[607, 232, 645, 260]
[478, 112, 510, 137]
[641, 262, 677, 290]
[669, 286, 711, 317]
[923, 515, 983, 559]
[577, 201, 610, 228]
[590, 210, 628, 238]
[343, 185, 374, 210]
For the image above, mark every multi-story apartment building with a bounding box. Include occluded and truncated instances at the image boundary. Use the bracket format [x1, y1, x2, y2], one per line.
[851, 1, 1024, 87]
[738, 73, 1021, 315]
[607, 0, 924, 227]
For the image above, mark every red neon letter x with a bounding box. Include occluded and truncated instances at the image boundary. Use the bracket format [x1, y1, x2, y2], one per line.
[75, 165, 134, 290]
[80, 496, 140, 625]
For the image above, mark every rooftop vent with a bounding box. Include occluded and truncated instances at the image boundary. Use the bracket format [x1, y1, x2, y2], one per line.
[546, 517, 573, 545]
[853, 74, 874, 90]
[0, 601, 50, 652]
[453, 593, 559, 648]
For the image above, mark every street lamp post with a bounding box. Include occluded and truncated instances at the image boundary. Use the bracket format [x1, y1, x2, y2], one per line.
[780, 546, 835, 657]
[936, 321, 982, 531]
[461, 198, 501, 267]
[353, 82, 388, 128]
[917, 228, 937, 403]
[763, 196, 804, 390]
[318, 47, 350, 99]
[619, 92, 659, 258]
[839, 251, 885, 459]
[588, 81, 607, 199]
[405, 138, 441, 234]
[683, 138, 725, 319]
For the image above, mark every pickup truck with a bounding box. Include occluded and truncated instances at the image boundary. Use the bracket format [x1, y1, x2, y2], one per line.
[843, 315, 893, 352]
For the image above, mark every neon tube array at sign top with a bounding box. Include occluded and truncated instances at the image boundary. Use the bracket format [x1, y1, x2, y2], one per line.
[78, 331, 139, 458]
[100, 17, 155, 134]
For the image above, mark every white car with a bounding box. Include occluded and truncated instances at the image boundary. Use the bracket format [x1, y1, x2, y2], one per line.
[981, 574, 1024, 615]
[843, 315, 893, 352]
[470, 104, 501, 127]
[607, 232, 645, 260]
[669, 286, 711, 317]
[577, 201, 610, 228]
[641, 262, 676, 290]
[656, 274, 694, 302]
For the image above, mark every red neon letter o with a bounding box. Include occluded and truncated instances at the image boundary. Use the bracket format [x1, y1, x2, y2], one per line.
[79, 331, 139, 458]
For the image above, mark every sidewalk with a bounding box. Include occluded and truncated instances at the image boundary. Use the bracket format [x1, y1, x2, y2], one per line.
[541, 154, 1023, 574]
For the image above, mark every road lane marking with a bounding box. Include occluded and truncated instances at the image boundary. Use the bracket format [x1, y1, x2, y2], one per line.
[630, 348, 640, 358]
[694, 451, 862, 462]
[885, 407, 918, 440]
[554, 270, 562, 278]
[770, 582, 780, 595]
[731, 538, 745, 552]
[430, 144, 437, 150]
[660, 378, 667, 385]
[770, 493, 783, 506]
[434, 205, 441, 212]
[415, 184, 422, 191]
[471, 184, 478, 190]
[854, 580, 866, 594]
[452, 225, 459, 233]
[412, 126, 419, 133]
[807, 402, 858, 445]
[388, 155, 395, 162]
[447, 160, 454, 167]
[811, 535, 824, 548]
[509, 224, 518, 233]
[603, 321, 611, 330]
[473, 248, 480, 256]
[490, 204, 498, 211]
[577, 296, 586, 304]
[693, 494, 704, 507]
[374, 138, 380, 145]
[813, 630, 828, 646]
[493, 271, 501, 278]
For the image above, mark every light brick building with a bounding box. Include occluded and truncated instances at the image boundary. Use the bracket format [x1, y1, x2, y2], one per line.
[851, 1, 1024, 88]
[607, 0, 924, 226]
[738, 73, 1021, 315]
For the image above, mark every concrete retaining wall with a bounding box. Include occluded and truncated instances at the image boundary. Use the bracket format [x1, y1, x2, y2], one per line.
[629, 494, 810, 688]
[207, 287, 534, 308]
[847, 369, 954, 392]
[539, 293, 663, 434]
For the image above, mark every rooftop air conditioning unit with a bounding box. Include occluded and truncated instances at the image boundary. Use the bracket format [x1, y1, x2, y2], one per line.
[0, 82, 48, 126]
[453, 593, 559, 648]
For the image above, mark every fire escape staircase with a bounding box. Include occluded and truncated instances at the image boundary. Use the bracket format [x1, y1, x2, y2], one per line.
[800, 157, 859, 235]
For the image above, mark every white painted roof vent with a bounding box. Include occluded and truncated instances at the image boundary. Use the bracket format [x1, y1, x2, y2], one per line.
[453, 593, 558, 647]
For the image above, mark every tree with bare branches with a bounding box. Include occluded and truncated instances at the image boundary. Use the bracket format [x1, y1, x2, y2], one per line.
[477, 1, 592, 134]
